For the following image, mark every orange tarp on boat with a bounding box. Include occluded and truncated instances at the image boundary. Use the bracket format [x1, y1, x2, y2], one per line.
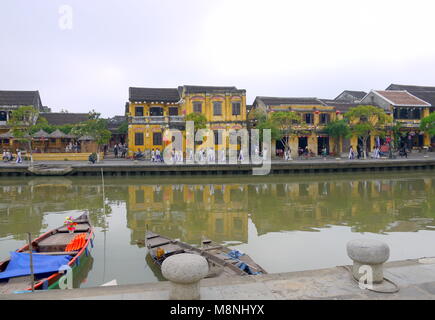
[65, 233, 87, 252]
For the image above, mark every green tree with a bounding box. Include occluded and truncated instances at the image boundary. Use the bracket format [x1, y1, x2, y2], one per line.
[269, 111, 302, 153]
[185, 113, 207, 131]
[420, 113, 435, 137]
[8, 106, 40, 158]
[345, 105, 391, 159]
[117, 120, 128, 135]
[324, 120, 350, 155]
[71, 111, 111, 151]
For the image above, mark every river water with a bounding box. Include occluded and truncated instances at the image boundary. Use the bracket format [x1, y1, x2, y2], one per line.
[0, 171, 434, 288]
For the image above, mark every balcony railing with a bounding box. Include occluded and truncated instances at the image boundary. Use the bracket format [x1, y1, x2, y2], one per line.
[129, 116, 185, 125]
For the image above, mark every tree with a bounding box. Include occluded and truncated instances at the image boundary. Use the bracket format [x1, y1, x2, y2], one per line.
[269, 111, 302, 153]
[71, 111, 111, 151]
[185, 113, 207, 131]
[8, 106, 40, 158]
[324, 120, 350, 155]
[420, 113, 435, 137]
[117, 120, 128, 135]
[345, 105, 392, 159]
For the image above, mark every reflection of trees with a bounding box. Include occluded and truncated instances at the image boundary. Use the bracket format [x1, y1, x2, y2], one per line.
[0, 174, 433, 247]
[249, 177, 435, 235]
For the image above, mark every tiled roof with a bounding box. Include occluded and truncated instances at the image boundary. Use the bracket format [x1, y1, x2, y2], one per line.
[373, 90, 431, 107]
[386, 84, 435, 92]
[48, 129, 68, 138]
[0, 91, 42, 108]
[386, 84, 435, 106]
[129, 87, 180, 103]
[334, 90, 367, 101]
[32, 129, 49, 138]
[319, 99, 361, 113]
[180, 85, 245, 95]
[39, 113, 90, 125]
[255, 96, 325, 106]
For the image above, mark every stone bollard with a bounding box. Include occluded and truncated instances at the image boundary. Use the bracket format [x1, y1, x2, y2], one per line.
[346, 239, 390, 284]
[162, 253, 209, 300]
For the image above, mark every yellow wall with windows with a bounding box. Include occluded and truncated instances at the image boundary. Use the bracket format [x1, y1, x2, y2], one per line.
[127, 90, 248, 156]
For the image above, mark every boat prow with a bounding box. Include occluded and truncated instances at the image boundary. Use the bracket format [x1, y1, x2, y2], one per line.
[145, 231, 267, 279]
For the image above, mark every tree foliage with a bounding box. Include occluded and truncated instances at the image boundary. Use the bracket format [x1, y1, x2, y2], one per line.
[186, 113, 207, 131]
[71, 112, 111, 147]
[420, 112, 435, 137]
[251, 110, 303, 151]
[8, 106, 40, 154]
[324, 120, 351, 154]
[345, 105, 391, 158]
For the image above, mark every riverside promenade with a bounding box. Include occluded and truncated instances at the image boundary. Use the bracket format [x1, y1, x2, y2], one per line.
[2, 257, 435, 300]
[0, 153, 434, 176]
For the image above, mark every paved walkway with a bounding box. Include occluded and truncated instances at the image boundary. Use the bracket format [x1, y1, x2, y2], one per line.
[3, 257, 435, 300]
[1, 152, 434, 167]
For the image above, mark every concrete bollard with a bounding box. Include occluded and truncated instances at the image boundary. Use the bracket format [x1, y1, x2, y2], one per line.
[346, 239, 390, 284]
[161, 253, 209, 300]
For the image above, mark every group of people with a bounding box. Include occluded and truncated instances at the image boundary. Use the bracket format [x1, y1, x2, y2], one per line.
[2, 149, 22, 163]
[114, 143, 127, 158]
[65, 142, 80, 153]
[348, 145, 362, 160]
[150, 149, 163, 162]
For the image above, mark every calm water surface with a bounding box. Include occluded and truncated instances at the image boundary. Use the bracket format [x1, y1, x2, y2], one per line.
[0, 171, 434, 288]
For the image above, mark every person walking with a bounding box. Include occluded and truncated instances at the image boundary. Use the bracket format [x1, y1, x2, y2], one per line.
[114, 144, 118, 158]
[15, 149, 22, 164]
[348, 146, 355, 160]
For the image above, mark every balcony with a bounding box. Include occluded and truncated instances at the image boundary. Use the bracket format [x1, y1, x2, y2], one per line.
[129, 116, 185, 125]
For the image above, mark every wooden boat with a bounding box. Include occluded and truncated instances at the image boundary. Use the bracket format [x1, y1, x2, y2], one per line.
[0, 213, 94, 294]
[145, 231, 267, 278]
[28, 164, 73, 176]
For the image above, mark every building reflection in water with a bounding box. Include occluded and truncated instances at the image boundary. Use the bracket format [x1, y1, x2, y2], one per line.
[0, 173, 434, 249]
[127, 183, 249, 245]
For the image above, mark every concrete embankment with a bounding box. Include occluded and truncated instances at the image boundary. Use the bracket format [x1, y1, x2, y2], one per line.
[0, 157, 434, 176]
[2, 257, 435, 300]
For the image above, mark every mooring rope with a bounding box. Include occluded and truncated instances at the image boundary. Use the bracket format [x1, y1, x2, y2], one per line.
[340, 265, 400, 294]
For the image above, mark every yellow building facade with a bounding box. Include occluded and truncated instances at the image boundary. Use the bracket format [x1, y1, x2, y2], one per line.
[251, 97, 341, 157]
[126, 86, 247, 157]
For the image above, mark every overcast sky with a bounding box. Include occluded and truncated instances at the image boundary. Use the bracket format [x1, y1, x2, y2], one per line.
[2, 0, 435, 117]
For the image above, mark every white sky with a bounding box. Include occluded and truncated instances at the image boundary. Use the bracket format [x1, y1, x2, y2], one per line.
[1, 0, 435, 117]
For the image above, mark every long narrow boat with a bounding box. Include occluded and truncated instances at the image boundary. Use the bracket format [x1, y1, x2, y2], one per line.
[145, 231, 267, 278]
[0, 213, 94, 294]
[28, 164, 73, 176]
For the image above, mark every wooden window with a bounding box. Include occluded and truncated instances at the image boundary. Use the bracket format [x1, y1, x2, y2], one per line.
[232, 102, 241, 115]
[213, 102, 222, 116]
[135, 132, 144, 146]
[135, 106, 144, 117]
[169, 107, 179, 116]
[153, 132, 162, 145]
[305, 113, 314, 124]
[320, 113, 330, 124]
[193, 102, 202, 113]
[150, 107, 163, 116]
[214, 130, 222, 145]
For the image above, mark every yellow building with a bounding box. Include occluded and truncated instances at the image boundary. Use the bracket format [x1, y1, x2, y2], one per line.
[126, 85, 247, 157]
[251, 97, 340, 157]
